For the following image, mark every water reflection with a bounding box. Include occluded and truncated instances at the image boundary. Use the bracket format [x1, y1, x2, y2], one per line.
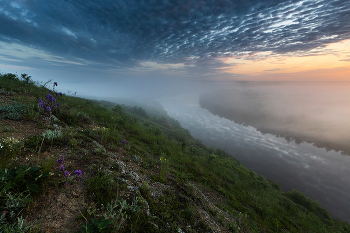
[158, 94, 350, 222]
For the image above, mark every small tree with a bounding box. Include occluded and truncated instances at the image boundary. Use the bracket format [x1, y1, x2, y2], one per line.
[20, 73, 32, 84]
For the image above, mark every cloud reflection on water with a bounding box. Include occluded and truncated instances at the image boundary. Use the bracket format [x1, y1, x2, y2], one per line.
[158, 91, 350, 222]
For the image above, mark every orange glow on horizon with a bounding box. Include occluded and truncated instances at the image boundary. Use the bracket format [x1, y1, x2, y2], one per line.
[221, 39, 350, 81]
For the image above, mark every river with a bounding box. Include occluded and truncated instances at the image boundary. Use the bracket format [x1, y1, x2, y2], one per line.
[158, 92, 350, 222]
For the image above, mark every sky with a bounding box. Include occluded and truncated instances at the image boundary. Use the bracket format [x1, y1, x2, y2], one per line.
[1, 0, 350, 98]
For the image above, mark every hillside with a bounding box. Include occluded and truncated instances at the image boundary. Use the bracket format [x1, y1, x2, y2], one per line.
[0, 72, 349, 233]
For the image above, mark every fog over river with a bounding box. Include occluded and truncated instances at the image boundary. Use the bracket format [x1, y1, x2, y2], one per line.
[157, 84, 350, 222]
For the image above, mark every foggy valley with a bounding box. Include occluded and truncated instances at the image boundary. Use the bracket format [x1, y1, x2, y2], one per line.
[2, 0, 350, 230]
[199, 81, 350, 155]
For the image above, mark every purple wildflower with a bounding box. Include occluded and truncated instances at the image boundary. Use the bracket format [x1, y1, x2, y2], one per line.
[46, 106, 51, 112]
[59, 164, 65, 171]
[57, 158, 63, 164]
[38, 99, 44, 108]
[64, 171, 70, 177]
[74, 170, 82, 177]
[54, 82, 57, 86]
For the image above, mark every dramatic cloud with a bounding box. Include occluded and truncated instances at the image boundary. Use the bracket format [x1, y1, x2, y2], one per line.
[0, 0, 350, 73]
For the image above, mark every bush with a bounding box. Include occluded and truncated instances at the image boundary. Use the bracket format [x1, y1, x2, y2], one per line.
[286, 190, 331, 221]
[0, 137, 23, 164]
[20, 73, 33, 84]
[24, 135, 40, 150]
[1, 73, 18, 81]
[0, 165, 50, 194]
[0, 215, 33, 233]
[0, 104, 30, 121]
[42, 130, 62, 140]
[86, 171, 118, 205]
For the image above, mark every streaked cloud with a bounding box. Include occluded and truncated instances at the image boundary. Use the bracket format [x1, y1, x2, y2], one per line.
[0, 0, 349, 76]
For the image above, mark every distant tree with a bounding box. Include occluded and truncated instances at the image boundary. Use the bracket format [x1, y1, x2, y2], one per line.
[113, 105, 124, 115]
[20, 73, 33, 84]
[2, 73, 18, 80]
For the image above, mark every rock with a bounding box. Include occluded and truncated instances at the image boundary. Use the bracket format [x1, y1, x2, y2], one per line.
[72, 191, 79, 197]
[127, 185, 138, 192]
[129, 171, 141, 183]
[116, 160, 127, 175]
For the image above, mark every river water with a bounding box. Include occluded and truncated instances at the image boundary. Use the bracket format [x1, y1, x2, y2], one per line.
[158, 93, 350, 222]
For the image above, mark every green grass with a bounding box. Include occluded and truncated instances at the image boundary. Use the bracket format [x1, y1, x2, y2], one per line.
[0, 72, 350, 232]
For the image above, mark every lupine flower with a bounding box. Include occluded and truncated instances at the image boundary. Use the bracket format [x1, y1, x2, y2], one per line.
[59, 164, 65, 171]
[46, 106, 51, 112]
[64, 171, 70, 177]
[57, 158, 63, 164]
[74, 170, 82, 177]
[120, 139, 127, 144]
[38, 99, 44, 108]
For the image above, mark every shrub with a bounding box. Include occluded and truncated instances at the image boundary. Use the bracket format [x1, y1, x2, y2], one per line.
[75, 112, 91, 124]
[0, 137, 23, 165]
[286, 190, 331, 221]
[80, 199, 128, 233]
[20, 73, 33, 84]
[0, 165, 50, 194]
[86, 171, 118, 205]
[0, 215, 33, 233]
[42, 130, 62, 140]
[1, 73, 18, 81]
[24, 135, 40, 152]
[0, 104, 30, 121]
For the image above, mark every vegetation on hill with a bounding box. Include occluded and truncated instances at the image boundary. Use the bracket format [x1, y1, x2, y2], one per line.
[0, 72, 349, 232]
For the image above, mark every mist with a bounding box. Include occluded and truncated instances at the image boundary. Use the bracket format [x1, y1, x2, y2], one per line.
[199, 81, 350, 155]
[156, 83, 350, 222]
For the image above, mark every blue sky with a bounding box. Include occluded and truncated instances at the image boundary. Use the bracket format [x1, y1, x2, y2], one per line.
[1, 0, 350, 98]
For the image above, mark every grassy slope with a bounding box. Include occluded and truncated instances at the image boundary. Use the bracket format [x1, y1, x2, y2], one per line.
[0, 73, 349, 233]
